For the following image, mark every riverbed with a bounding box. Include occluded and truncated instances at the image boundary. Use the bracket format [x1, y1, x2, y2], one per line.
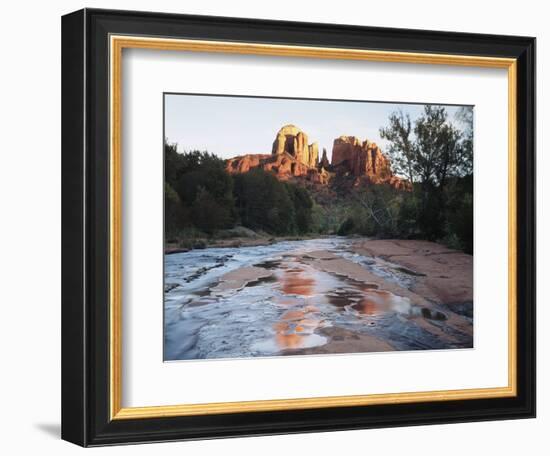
[164, 237, 473, 360]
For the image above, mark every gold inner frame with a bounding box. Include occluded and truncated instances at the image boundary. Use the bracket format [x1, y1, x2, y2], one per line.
[109, 35, 518, 420]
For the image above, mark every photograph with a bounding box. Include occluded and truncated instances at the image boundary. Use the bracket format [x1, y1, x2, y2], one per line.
[163, 94, 475, 361]
[57, 4, 536, 448]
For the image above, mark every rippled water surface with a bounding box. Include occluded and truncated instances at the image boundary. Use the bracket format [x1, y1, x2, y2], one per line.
[164, 238, 469, 360]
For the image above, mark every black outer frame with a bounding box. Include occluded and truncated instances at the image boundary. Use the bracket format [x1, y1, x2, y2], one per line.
[61, 8, 536, 447]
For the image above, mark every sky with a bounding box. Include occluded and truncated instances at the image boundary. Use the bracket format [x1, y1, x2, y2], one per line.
[164, 94, 470, 161]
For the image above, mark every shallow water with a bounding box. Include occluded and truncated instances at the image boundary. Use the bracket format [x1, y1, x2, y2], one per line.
[164, 237, 470, 360]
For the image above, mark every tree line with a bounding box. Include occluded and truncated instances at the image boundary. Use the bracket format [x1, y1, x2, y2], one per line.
[338, 105, 473, 253]
[165, 105, 473, 254]
[165, 143, 314, 238]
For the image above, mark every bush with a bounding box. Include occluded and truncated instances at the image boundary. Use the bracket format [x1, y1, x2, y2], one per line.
[396, 193, 420, 238]
[337, 217, 356, 236]
[444, 192, 473, 253]
[165, 146, 237, 232]
[350, 185, 402, 238]
[286, 184, 314, 234]
[234, 169, 311, 235]
[192, 187, 234, 233]
[165, 183, 185, 234]
[164, 141, 474, 253]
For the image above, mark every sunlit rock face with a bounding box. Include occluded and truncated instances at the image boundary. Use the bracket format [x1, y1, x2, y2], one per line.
[224, 125, 409, 190]
[225, 153, 271, 174]
[226, 124, 325, 182]
[272, 124, 319, 168]
[332, 136, 391, 179]
[226, 153, 321, 182]
[331, 135, 410, 190]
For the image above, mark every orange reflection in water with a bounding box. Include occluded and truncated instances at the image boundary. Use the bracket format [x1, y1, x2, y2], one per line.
[270, 265, 325, 349]
[272, 307, 323, 350]
[281, 268, 315, 296]
[352, 289, 399, 316]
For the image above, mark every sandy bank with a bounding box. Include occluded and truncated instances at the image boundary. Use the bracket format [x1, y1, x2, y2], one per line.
[350, 239, 473, 314]
[282, 326, 395, 355]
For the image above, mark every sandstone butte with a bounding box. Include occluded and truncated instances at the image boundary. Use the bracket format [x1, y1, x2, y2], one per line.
[225, 124, 410, 190]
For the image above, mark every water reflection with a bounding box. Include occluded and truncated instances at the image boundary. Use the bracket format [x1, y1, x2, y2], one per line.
[351, 289, 411, 316]
[165, 238, 458, 360]
[272, 307, 326, 349]
[268, 264, 327, 350]
[281, 267, 315, 296]
[266, 260, 414, 351]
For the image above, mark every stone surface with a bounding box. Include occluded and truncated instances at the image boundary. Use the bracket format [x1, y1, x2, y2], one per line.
[319, 148, 330, 169]
[225, 125, 410, 190]
[331, 136, 410, 190]
[307, 166, 329, 185]
[272, 124, 318, 168]
[226, 152, 325, 183]
[225, 153, 271, 174]
[308, 142, 319, 168]
[351, 239, 473, 310]
[332, 136, 391, 179]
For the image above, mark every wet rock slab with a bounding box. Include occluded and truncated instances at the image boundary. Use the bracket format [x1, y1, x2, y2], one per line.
[163, 238, 473, 360]
[351, 239, 473, 312]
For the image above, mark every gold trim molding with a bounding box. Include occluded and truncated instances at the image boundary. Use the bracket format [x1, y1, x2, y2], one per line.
[109, 35, 518, 421]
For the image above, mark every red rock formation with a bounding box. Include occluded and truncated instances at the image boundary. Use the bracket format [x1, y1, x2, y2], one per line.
[331, 136, 409, 190]
[308, 167, 329, 185]
[319, 148, 330, 169]
[225, 154, 271, 174]
[307, 142, 319, 168]
[272, 124, 319, 168]
[225, 125, 409, 190]
[226, 153, 326, 183]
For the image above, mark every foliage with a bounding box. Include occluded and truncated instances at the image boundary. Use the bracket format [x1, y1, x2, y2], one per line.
[337, 217, 356, 236]
[164, 141, 236, 233]
[380, 106, 472, 186]
[165, 142, 315, 237]
[191, 187, 234, 234]
[337, 185, 410, 239]
[164, 182, 185, 236]
[443, 176, 474, 253]
[376, 106, 473, 252]
[164, 103, 474, 255]
[352, 184, 402, 237]
[311, 201, 349, 234]
[379, 110, 416, 184]
[234, 169, 298, 235]
[287, 184, 314, 234]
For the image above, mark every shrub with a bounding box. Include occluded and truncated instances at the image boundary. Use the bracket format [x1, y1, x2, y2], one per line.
[165, 183, 185, 234]
[234, 169, 308, 235]
[337, 217, 356, 236]
[192, 187, 234, 233]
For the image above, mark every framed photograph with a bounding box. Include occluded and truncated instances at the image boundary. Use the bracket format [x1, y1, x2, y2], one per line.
[61, 8, 535, 446]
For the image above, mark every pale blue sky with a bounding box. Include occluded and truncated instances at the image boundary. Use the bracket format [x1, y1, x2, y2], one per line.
[165, 94, 469, 161]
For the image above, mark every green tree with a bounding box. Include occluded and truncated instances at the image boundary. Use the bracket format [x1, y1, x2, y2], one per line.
[192, 187, 234, 233]
[455, 106, 474, 176]
[379, 105, 473, 247]
[164, 182, 185, 235]
[350, 184, 402, 237]
[234, 169, 298, 235]
[174, 152, 234, 207]
[379, 110, 416, 185]
[165, 143, 237, 231]
[164, 140, 185, 188]
[381, 106, 468, 187]
[286, 184, 314, 234]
